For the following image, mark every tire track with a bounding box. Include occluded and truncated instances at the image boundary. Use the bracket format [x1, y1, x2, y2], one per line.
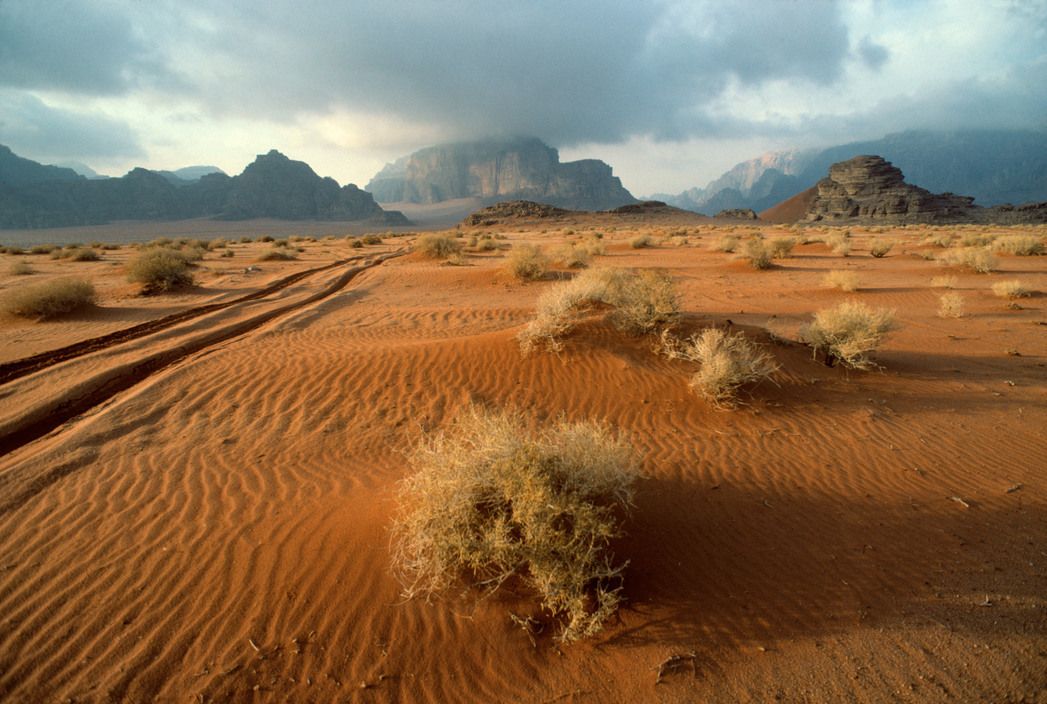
[0, 250, 404, 465]
[0, 254, 369, 386]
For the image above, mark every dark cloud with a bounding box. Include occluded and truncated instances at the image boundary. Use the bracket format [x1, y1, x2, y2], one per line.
[857, 36, 889, 70]
[0, 91, 144, 161]
[0, 0, 174, 94]
[100, 0, 857, 145]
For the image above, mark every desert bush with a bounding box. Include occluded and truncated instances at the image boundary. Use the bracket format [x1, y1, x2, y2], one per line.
[660, 328, 778, 406]
[219, 249, 235, 258]
[258, 248, 297, 261]
[581, 238, 607, 256]
[868, 239, 893, 257]
[711, 234, 739, 253]
[991, 280, 1030, 299]
[518, 268, 679, 352]
[350, 238, 364, 248]
[823, 270, 859, 292]
[937, 292, 965, 318]
[147, 237, 174, 248]
[1, 278, 95, 319]
[667, 235, 689, 247]
[239, 236, 253, 243]
[742, 238, 773, 269]
[414, 234, 462, 259]
[208, 238, 228, 250]
[554, 244, 592, 269]
[826, 233, 851, 257]
[957, 232, 996, 248]
[506, 244, 550, 281]
[8, 259, 34, 275]
[768, 237, 796, 259]
[67, 248, 101, 262]
[930, 275, 958, 289]
[921, 233, 954, 248]
[361, 234, 383, 245]
[992, 235, 1044, 256]
[392, 405, 639, 643]
[629, 234, 653, 249]
[28, 244, 55, 255]
[126, 248, 194, 293]
[938, 246, 997, 273]
[799, 301, 896, 369]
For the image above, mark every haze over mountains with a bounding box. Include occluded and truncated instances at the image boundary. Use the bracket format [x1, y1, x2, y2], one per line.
[366, 137, 637, 212]
[652, 130, 1047, 214]
[0, 146, 405, 229]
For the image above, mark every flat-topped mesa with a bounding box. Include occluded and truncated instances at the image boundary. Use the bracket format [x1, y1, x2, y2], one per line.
[806, 155, 976, 222]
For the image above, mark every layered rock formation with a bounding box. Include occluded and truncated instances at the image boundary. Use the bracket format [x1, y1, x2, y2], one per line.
[715, 208, 758, 220]
[801, 155, 1047, 224]
[366, 137, 637, 211]
[0, 146, 407, 228]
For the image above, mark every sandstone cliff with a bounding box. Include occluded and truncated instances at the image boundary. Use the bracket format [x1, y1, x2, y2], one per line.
[366, 137, 637, 211]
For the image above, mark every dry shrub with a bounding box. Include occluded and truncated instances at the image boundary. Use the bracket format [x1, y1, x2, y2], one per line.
[126, 248, 194, 293]
[711, 234, 739, 253]
[957, 232, 996, 248]
[661, 328, 778, 406]
[667, 235, 689, 247]
[938, 247, 997, 273]
[28, 244, 56, 255]
[869, 239, 893, 258]
[826, 233, 851, 256]
[823, 269, 859, 292]
[257, 248, 297, 261]
[800, 300, 895, 369]
[921, 233, 954, 248]
[768, 237, 796, 259]
[930, 275, 958, 289]
[361, 234, 383, 245]
[742, 238, 773, 269]
[392, 406, 639, 643]
[554, 243, 592, 269]
[9, 259, 34, 275]
[506, 244, 549, 281]
[992, 235, 1044, 256]
[991, 280, 1031, 299]
[415, 234, 462, 259]
[937, 292, 965, 318]
[518, 268, 679, 352]
[1, 278, 95, 319]
[629, 234, 654, 249]
[582, 237, 607, 256]
[208, 238, 228, 250]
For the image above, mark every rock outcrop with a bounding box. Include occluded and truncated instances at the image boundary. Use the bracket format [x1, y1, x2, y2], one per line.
[805, 156, 976, 222]
[366, 137, 637, 211]
[715, 208, 758, 220]
[800, 155, 1047, 224]
[0, 146, 407, 228]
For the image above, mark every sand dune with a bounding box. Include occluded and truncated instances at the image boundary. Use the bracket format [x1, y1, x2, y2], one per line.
[0, 223, 1044, 702]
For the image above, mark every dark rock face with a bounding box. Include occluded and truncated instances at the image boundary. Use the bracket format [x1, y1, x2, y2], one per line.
[463, 200, 571, 226]
[0, 146, 407, 228]
[715, 208, 758, 220]
[805, 156, 977, 223]
[366, 137, 637, 211]
[0, 145, 82, 187]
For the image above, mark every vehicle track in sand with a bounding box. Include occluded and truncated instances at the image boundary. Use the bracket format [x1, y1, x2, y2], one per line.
[0, 250, 404, 462]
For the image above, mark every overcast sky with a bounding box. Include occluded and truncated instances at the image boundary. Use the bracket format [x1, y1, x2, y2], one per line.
[1, 0, 1044, 194]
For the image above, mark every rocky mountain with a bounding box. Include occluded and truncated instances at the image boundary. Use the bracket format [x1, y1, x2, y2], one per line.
[655, 130, 1047, 213]
[800, 155, 1047, 224]
[366, 137, 637, 211]
[0, 146, 406, 228]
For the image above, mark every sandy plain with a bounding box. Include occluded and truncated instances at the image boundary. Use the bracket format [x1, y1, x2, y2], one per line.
[0, 216, 1044, 703]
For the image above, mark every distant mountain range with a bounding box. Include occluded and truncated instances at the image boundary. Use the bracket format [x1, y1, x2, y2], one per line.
[0, 146, 406, 229]
[652, 130, 1047, 213]
[366, 137, 638, 211]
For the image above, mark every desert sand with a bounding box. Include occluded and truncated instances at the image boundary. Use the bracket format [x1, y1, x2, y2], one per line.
[0, 220, 1045, 702]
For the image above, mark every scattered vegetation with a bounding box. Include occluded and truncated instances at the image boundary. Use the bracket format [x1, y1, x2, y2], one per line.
[991, 280, 1031, 299]
[414, 234, 462, 259]
[992, 235, 1044, 256]
[823, 270, 859, 292]
[799, 301, 896, 369]
[868, 239, 893, 257]
[711, 234, 739, 253]
[1, 278, 96, 319]
[8, 259, 34, 275]
[742, 238, 773, 269]
[660, 328, 778, 406]
[826, 233, 851, 257]
[518, 268, 678, 352]
[938, 246, 997, 273]
[126, 248, 195, 293]
[930, 275, 958, 289]
[554, 243, 592, 269]
[629, 234, 654, 249]
[360, 234, 384, 245]
[921, 233, 954, 248]
[505, 244, 550, 281]
[937, 292, 965, 318]
[392, 405, 640, 643]
[768, 237, 796, 259]
[258, 248, 297, 261]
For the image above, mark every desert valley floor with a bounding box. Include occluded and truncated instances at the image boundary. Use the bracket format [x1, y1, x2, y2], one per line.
[0, 218, 1045, 702]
